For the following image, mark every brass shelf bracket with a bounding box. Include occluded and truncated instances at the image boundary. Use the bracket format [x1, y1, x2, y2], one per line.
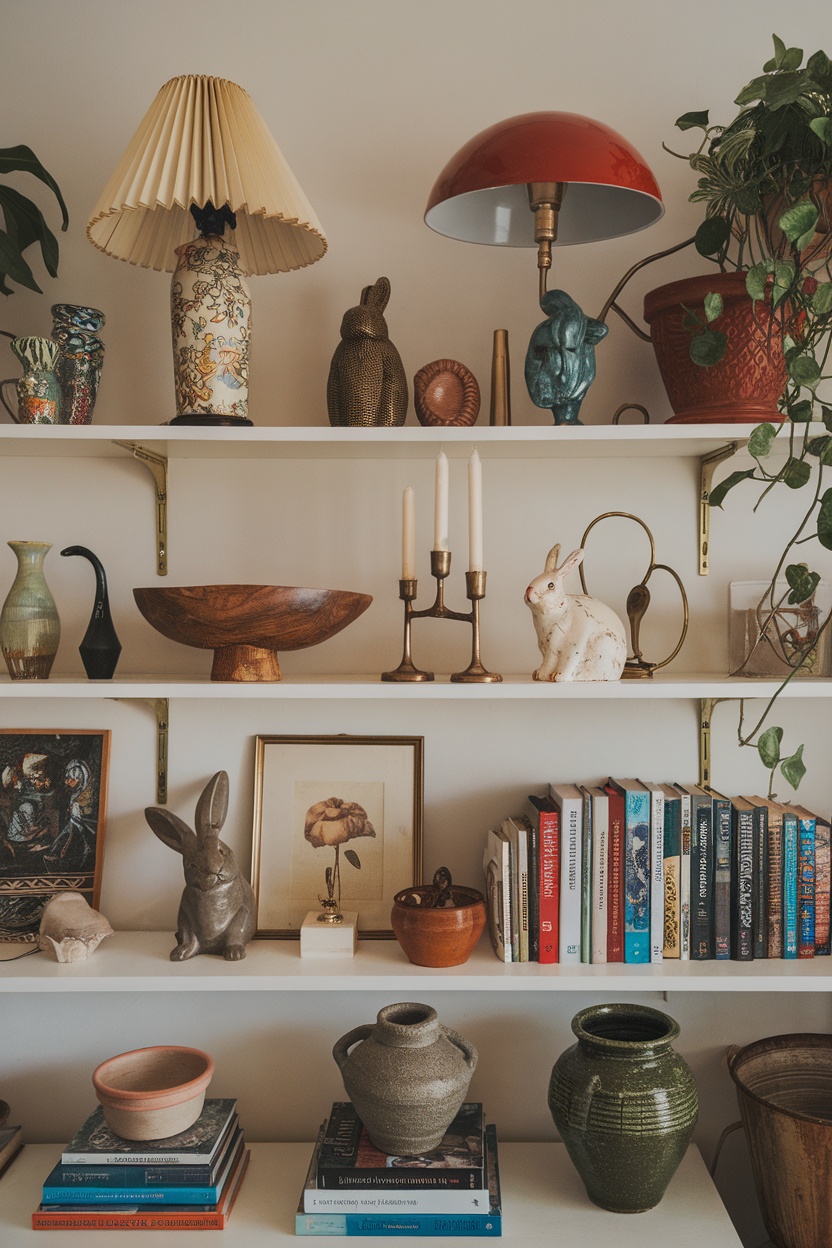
[699, 696, 730, 789]
[699, 442, 739, 576]
[115, 697, 169, 805]
[113, 441, 169, 576]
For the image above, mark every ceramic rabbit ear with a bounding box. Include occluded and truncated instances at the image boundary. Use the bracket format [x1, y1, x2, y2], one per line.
[544, 544, 561, 575]
[558, 549, 585, 578]
[145, 807, 199, 857]
[194, 771, 229, 838]
[361, 277, 390, 313]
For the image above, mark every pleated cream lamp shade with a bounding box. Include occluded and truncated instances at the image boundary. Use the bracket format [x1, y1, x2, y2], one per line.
[87, 75, 327, 275]
[87, 75, 327, 426]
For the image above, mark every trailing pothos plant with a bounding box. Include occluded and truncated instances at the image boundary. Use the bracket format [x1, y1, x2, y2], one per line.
[671, 35, 832, 796]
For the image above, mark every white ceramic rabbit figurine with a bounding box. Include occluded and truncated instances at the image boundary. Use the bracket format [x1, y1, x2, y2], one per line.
[145, 771, 256, 961]
[524, 544, 627, 682]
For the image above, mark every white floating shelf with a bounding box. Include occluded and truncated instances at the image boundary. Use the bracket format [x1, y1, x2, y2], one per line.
[0, 673, 829, 699]
[1, 931, 829, 993]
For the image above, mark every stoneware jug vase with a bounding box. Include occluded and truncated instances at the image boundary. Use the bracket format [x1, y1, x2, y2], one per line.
[332, 1001, 477, 1155]
[548, 1003, 698, 1213]
[0, 541, 61, 679]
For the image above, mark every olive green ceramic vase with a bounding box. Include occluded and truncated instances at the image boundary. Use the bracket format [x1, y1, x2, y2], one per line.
[0, 541, 61, 679]
[548, 1003, 698, 1213]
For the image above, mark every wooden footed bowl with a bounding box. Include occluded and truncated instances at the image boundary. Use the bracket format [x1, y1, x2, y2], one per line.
[391, 885, 486, 967]
[133, 584, 372, 681]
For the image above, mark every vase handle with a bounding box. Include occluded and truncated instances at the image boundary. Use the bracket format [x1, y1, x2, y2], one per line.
[332, 1023, 374, 1071]
[441, 1025, 478, 1074]
[0, 380, 23, 423]
[725, 1044, 741, 1071]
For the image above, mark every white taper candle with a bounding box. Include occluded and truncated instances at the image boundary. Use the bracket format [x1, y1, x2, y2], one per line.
[434, 451, 449, 551]
[402, 485, 415, 579]
[468, 447, 483, 571]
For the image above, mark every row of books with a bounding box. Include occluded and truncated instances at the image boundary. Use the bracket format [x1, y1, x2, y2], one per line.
[32, 1098, 248, 1230]
[483, 780, 831, 963]
[297, 1101, 502, 1237]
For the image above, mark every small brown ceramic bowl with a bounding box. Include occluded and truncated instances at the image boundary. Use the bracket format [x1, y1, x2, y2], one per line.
[92, 1046, 214, 1140]
[391, 885, 486, 967]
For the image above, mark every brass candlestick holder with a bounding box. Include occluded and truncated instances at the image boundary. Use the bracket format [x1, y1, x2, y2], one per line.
[382, 549, 502, 683]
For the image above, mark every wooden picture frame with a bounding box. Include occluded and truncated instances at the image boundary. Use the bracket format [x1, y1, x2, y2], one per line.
[251, 734, 423, 939]
[0, 729, 111, 941]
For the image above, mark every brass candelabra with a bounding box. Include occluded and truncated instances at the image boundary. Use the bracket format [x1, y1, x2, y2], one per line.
[382, 549, 502, 683]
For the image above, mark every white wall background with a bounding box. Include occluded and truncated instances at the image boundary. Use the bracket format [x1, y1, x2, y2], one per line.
[3, 3, 832, 1245]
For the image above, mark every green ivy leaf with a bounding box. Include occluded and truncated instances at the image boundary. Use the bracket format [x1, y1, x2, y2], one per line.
[823, 406, 832, 431]
[789, 400, 814, 422]
[778, 201, 819, 247]
[703, 292, 724, 323]
[344, 849, 361, 870]
[708, 468, 756, 508]
[782, 457, 812, 488]
[748, 422, 777, 458]
[788, 354, 822, 389]
[785, 563, 820, 603]
[695, 215, 731, 257]
[807, 435, 832, 458]
[809, 117, 832, 145]
[779, 47, 804, 72]
[690, 328, 728, 366]
[746, 262, 772, 301]
[818, 487, 832, 548]
[735, 74, 772, 106]
[813, 281, 832, 314]
[781, 744, 806, 790]
[771, 34, 788, 68]
[676, 110, 710, 131]
[807, 50, 832, 92]
[758, 726, 783, 769]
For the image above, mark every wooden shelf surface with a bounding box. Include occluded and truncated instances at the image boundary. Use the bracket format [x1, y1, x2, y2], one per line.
[1, 931, 830, 993]
[0, 1142, 741, 1245]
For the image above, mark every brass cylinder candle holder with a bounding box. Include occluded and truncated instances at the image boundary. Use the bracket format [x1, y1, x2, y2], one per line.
[382, 550, 501, 683]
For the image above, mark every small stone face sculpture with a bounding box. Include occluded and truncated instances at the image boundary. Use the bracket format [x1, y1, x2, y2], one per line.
[145, 771, 256, 961]
[525, 289, 609, 425]
[38, 891, 114, 962]
[524, 544, 627, 682]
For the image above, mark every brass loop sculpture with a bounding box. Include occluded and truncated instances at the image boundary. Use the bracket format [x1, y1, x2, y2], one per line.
[578, 512, 688, 678]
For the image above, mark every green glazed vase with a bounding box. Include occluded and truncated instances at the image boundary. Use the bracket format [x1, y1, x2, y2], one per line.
[0, 541, 61, 679]
[548, 1003, 698, 1213]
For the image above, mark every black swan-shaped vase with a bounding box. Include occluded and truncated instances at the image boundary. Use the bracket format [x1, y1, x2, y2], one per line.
[61, 545, 122, 679]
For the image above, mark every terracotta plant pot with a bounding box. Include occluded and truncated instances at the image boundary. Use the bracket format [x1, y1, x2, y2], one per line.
[391, 884, 486, 967]
[92, 1046, 214, 1140]
[644, 272, 788, 424]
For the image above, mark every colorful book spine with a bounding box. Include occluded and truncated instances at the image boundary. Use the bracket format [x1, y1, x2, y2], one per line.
[525, 813, 540, 962]
[502, 817, 529, 961]
[482, 827, 513, 963]
[811, 810, 831, 955]
[796, 810, 816, 959]
[317, 1105, 483, 1190]
[304, 1187, 490, 1214]
[580, 788, 592, 963]
[528, 796, 559, 964]
[782, 808, 799, 959]
[674, 786, 692, 960]
[641, 781, 664, 964]
[587, 787, 609, 965]
[689, 789, 714, 961]
[548, 784, 583, 964]
[607, 779, 650, 964]
[759, 798, 784, 958]
[660, 785, 681, 958]
[712, 795, 732, 960]
[749, 799, 769, 960]
[604, 783, 624, 963]
[730, 799, 754, 961]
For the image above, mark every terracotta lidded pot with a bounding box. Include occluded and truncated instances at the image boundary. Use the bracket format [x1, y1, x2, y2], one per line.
[333, 1001, 477, 1155]
[92, 1045, 215, 1140]
[391, 867, 486, 967]
[548, 1003, 698, 1213]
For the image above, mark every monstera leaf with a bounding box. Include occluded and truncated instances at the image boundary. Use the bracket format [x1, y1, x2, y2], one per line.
[0, 145, 68, 296]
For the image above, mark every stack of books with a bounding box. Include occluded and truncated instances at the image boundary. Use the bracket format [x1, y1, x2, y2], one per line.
[484, 781, 831, 965]
[297, 1101, 502, 1237]
[32, 1098, 248, 1231]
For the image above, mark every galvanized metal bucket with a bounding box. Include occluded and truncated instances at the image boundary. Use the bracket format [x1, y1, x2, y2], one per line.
[728, 1033, 832, 1248]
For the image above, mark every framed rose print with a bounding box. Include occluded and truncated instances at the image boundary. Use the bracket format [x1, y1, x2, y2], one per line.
[0, 729, 110, 941]
[251, 734, 423, 938]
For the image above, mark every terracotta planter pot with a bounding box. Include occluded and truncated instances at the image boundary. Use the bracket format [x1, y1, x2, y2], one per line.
[644, 272, 788, 424]
[92, 1046, 214, 1140]
[391, 885, 486, 967]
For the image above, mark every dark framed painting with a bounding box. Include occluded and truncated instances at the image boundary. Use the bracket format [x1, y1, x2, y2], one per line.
[0, 730, 111, 941]
[251, 734, 423, 939]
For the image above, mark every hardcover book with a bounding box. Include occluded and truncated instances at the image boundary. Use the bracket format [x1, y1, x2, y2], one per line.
[679, 784, 714, 961]
[672, 784, 693, 960]
[712, 793, 733, 960]
[793, 806, 816, 959]
[61, 1099, 237, 1167]
[582, 785, 609, 965]
[579, 787, 592, 962]
[33, 1146, 249, 1230]
[606, 779, 650, 964]
[749, 796, 784, 958]
[47, 1124, 241, 1190]
[796, 804, 831, 955]
[548, 783, 583, 964]
[501, 816, 531, 962]
[782, 805, 799, 959]
[730, 797, 755, 961]
[528, 795, 559, 964]
[317, 1103, 484, 1189]
[298, 1124, 502, 1237]
[744, 797, 769, 960]
[660, 784, 681, 958]
[525, 811, 540, 962]
[482, 827, 513, 963]
[640, 780, 665, 964]
[604, 782, 625, 963]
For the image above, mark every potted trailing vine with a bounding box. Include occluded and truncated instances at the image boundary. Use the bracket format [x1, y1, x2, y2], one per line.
[674, 36, 832, 793]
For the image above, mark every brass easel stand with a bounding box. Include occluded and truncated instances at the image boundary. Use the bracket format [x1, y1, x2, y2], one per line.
[381, 549, 502, 683]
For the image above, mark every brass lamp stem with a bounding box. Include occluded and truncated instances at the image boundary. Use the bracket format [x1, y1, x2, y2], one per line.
[527, 182, 566, 306]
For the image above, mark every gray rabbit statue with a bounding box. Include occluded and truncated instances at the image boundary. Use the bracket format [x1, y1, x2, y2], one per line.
[327, 276, 408, 426]
[145, 771, 256, 961]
